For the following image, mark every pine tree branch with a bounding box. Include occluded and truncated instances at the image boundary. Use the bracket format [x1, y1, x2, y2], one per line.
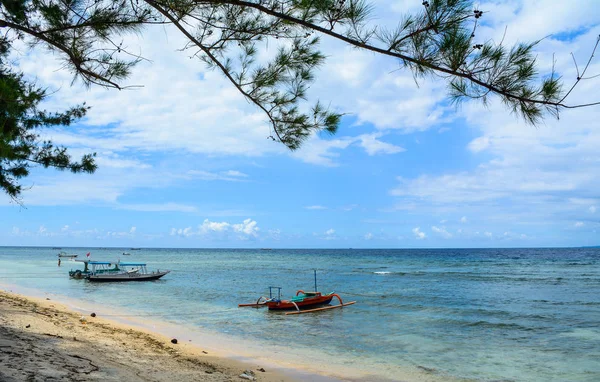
[559, 35, 600, 103]
[0, 18, 124, 89]
[206, 0, 595, 110]
[39, 20, 166, 35]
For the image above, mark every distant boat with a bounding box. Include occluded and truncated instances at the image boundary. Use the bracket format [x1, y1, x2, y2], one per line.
[52, 247, 62, 250]
[130, 248, 142, 251]
[58, 251, 78, 258]
[260, 248, 272, 251]
[87, 262, 169, 282]
[122, 252, 131, 256]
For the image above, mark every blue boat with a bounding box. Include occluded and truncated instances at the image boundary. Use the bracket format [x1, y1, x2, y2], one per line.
[69, 260, 120, 279]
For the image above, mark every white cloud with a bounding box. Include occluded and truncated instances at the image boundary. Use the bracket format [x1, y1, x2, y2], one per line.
[290, 136, 353, 167]
[320, 228, 338, 240]
[340, 204, 359, 211]
[352, 76, 449, 132]
[502, 231, 529, 241]
[223, 170, 248, 178]
[2, 161, 178, 206]
[232, 219, 259, 237]
[93, 153, 151, 169]
[304, 205, 328, 210]
[119, 203, 198, 213]
[293, 133, 405, 165]
[460, 216, 468, 223]
[575, 222, 585, 228]
[412, 227, 426, 240]
[364, 232, 373, 240]
[358, 133, 405, 156]
[107, 227, 137, 238]
[481, 0, 600, 44]
[187, 170, 250, 182]
[268, 229, 281, 240]
[468, 137, 490, 153]
[171, 227, 193, 237]
[431, 226, 452, 239]
[378, 6, 600, 240]
[9, 224, 136, 240]
[9, 174, 124, 205]
[200, 219, 231, 233]
[484, 232, 493, 238]
[171, 218, 260, 239]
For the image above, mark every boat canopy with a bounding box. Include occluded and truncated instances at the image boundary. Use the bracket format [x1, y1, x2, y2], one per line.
[88, 261, 114, 265]
[119, 262, 146, 266]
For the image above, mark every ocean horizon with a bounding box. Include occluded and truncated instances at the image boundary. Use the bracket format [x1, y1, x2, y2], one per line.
[1, 246, 599, 381]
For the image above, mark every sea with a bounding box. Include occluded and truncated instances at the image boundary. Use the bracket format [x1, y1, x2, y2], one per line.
[0, 247, 599, 381]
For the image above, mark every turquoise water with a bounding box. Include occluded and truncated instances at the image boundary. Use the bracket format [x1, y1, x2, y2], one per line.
[1, 247, 599, 381]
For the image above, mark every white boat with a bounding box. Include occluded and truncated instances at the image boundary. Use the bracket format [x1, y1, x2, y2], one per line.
[58, 251, 78, 258]
[87, 262, 169, 282]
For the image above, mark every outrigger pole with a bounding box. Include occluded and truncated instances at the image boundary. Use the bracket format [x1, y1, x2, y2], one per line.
[314, 269, 317, 292]
[285, 301, 356, 315]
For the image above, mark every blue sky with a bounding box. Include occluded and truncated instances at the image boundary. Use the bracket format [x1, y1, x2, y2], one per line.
[1, 0, 599, 248]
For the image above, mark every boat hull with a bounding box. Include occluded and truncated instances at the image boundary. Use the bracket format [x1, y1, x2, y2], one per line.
[266, 295, 334, 311]
[87, 271, 170, 282]
[69, 270, 90, 279]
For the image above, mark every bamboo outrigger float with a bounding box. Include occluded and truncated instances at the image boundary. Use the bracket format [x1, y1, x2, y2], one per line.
[239, 270, 356, 315]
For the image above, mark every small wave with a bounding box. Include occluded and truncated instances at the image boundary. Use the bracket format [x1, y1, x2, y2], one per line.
[374, 271, 393, 275]
[466, 320, 539, 331]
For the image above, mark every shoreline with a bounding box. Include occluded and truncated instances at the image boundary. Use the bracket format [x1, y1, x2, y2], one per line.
[0, 283, 465, 382]
[0, 288, 343, 382]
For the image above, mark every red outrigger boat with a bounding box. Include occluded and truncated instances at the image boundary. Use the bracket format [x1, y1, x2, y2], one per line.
[238, 271, 356, 315]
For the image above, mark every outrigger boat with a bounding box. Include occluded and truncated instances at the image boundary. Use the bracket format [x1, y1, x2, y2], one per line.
[58, 251, 78, 258]
[239, 271, 356, 315]
[87, 262, 169, 282]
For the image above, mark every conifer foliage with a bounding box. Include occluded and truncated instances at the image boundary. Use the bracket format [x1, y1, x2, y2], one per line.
[1, 0, 598, 199]
[0, 37, 96, 202]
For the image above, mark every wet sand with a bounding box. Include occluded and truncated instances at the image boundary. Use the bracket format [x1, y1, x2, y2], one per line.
[0, 290, 294, 381]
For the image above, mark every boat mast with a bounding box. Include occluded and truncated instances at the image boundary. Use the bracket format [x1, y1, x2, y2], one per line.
[314, 269, 317, 292]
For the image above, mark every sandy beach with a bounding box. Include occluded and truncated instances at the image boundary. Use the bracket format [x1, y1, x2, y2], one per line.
[0, 290, 296, 382]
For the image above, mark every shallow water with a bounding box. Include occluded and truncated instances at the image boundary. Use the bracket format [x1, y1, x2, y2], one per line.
[1, 247, 599, 381]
